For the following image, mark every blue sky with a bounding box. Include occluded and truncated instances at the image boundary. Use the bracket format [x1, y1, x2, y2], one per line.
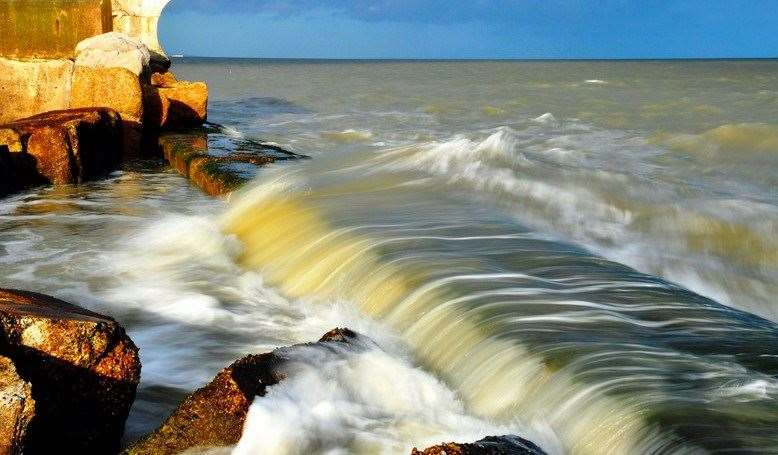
[159, 1, 778, 59]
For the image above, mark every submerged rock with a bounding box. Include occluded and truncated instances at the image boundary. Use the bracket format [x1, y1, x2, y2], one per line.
[411, 436, 547, 455]
[0, 289, 140, 454]
[0, 108, 123, 191]
[126, 328, 358, 455]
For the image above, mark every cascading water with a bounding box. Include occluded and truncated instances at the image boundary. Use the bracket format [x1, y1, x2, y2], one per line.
[219, 146, 778, 454]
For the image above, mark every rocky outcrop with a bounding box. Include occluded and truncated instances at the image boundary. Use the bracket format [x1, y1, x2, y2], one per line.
[411, 436, 547, 455]
[126, 328, 357, 455]
[0, 356, 35, 455]
[0, 289, 140, 454]
[0, 108, 123, 193]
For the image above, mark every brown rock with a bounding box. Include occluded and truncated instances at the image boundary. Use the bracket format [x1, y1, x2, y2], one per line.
[125, 329, 360, 455]
[0, 108, 123, 187]
[0, 289, 140, 454]
[160, 81, 208, 127]
[150, 71, 178, 88]
[146, 72, 208, 129]
[71, 66, 144, 123]
[0, 356, 35, 455]
[411, 436, 547, 455]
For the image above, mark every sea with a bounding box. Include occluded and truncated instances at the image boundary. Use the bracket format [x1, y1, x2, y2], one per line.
[1, 59, 777, 454]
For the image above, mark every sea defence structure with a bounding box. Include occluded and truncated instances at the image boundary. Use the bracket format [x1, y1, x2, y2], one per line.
[111, 0, 172, 58]
[0, 0, 206, 196]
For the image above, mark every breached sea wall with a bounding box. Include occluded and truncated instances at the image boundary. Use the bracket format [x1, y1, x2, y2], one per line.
[0, 0, 208, 196]
[0, 0, 172, 124]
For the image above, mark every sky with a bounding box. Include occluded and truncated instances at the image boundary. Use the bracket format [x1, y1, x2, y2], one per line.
[159, 0, 778, 59]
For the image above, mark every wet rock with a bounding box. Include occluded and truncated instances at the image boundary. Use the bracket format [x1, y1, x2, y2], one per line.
[411, 436, 547, 455]
[158, 126, 306, 196]
[0, 108, 123, 189]
[159, 131, 273, 196]
[125, 328, 358, 455]
[0, 356, 35, 455]
[0, 289, 140, 454]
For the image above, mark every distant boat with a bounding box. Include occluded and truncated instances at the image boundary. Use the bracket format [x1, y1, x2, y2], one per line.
[171, 54, 184, 58]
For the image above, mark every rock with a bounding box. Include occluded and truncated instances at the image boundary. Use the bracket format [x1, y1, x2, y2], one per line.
[0, 58, 74, 124]
[0, 289, 140, 454]
[151, 71, 178, 87]
[71, 32, 151, 156]
[159, 131, 273, 196]
[0, 108, 123, 188]
[74, 31, 151, 77]
[0, 356, 35, 455]
[159, 81, 209, 127]
[0, 0, 112, 60]
[125, 328, 358, 455]
[0, 146, 17, 197]
[411, 436, 547, 455]
[145, 71, 208, 129]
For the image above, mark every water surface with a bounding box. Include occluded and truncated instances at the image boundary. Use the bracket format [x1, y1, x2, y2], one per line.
[2, 59, 778, 454]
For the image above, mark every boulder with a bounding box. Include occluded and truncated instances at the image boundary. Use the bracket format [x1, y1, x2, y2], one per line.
[145, 71, 208, 129]
[74, 32, 151, 77]
[71, 32, 150, 156]
[0, 58, 74, 124]
[0, 356, 35, 455]
[0, 289, 140, 454]
[0, 108, 123, 188]
[411, 436, 547, 455]
[125, 328, 357, 455]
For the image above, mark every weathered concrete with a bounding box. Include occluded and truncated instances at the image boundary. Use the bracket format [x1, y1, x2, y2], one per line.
[0, 0, 112, 60]
[0, 58, 73, 124]
[111, 0, 172, 57]
[160, 131, 274, 196]
[0, 289, 141, 454]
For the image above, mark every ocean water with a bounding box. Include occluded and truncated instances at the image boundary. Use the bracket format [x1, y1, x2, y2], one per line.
[1, 59, 778, 454]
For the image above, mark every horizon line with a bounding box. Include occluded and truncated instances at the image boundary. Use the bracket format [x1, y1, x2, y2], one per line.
[170, 56, 778, 62]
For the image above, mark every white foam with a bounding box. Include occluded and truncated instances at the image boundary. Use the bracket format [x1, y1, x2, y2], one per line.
[234, 340, 556, 455]
[532, 113, 557, 124]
